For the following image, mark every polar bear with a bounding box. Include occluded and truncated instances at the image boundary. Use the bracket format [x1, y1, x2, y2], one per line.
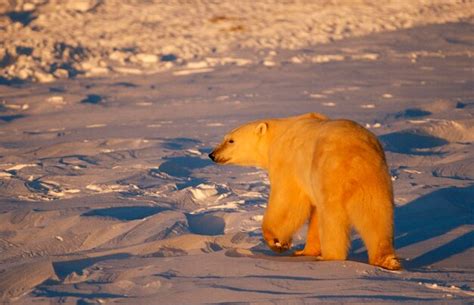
[209, 113, 400, 270]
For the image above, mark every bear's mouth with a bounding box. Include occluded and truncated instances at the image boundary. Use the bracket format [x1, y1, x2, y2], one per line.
[214, 157, 230, 164]
[208, 152, 230, 164]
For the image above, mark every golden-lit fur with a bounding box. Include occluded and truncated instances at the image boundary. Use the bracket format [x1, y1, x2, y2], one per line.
[210, 113, 400, 270]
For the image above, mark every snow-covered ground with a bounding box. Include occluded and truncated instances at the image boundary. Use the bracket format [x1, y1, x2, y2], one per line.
[0, 1, 473, 304]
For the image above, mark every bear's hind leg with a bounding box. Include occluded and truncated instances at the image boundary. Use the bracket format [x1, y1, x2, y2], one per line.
[319, 207, 351, 261]
[349, 201, 401, 270]
[358, 226, 400, 270]
[293, 207, 321, 256]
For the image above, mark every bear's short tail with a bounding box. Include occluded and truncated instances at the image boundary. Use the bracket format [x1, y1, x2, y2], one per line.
[376, 254, 402, 270]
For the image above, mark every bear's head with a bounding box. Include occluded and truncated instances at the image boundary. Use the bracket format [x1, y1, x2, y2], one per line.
[209, 121, 270, 168]
[209, 113, 328, 168]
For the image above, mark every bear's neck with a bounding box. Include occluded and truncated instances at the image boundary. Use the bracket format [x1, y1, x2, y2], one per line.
[258, 121, 291, 170]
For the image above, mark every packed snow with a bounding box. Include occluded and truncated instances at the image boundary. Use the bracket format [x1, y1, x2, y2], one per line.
[0, 1, 473, 304]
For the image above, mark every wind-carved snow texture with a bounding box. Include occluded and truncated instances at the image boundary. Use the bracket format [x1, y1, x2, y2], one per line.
[0, 4, 473, 305]
[1, 0, 473, 83]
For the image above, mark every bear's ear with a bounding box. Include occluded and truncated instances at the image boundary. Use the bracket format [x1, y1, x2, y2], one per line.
[255, 122, 268, 136]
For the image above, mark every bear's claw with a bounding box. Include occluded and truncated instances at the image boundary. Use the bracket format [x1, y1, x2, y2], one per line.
[377, 255, 402, 270]
[271, 240, 292, 253]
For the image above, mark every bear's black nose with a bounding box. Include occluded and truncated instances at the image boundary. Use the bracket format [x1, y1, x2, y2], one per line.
[208, 152, 216, 161]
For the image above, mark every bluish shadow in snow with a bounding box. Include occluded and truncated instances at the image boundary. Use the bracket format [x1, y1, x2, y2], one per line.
[161, 54, 178, 62]
[392, 108, 432, 119]
[0, 114, 27, 123]
[111, 81, 138, 87]
[35, 289, 124, 300]
[51, 253, 130, 280]
[199, 146, 213, 154]
[158, 155, 211, 177]
[186, 213, 225, 235]
[139, 139, 214, 189]
[244, 274, 321, 281]
[309, 295, 439, 302]
[380, 130, 448, 155]
[0, 76, 25, 86]
[6, 10, 37, 26]
[48, 86, 66, 93]
[175, 178, 208, 189]
[211, 284, 306, 295]
[395, 185, 474, 268]
[81, 206, 168, 221]
[157, 154, 212, 189]
[81, 94, 104, 104]
[162, 137, 201, 150]
[408, 230, 474, 267]
[146, 138, 213, 188]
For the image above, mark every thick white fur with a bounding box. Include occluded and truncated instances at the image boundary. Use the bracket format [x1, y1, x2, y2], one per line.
[210, 113, 400, 270]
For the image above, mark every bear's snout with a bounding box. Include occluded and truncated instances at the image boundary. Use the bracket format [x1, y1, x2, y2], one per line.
[208, 150, 229, 164]
[208, 152, 216, 162]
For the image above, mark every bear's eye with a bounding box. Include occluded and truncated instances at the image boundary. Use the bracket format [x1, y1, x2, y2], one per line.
[229, 139, 234, 144]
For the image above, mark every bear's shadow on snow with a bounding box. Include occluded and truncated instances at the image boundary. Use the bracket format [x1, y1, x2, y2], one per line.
[352, 185, 473, 269]
[394, 184, 473, 269]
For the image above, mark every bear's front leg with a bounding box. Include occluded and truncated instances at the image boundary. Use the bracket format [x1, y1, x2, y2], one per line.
[293, 206, 321, 257]
[262, 193, 294, 254]
[262, 182, 312, 254]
